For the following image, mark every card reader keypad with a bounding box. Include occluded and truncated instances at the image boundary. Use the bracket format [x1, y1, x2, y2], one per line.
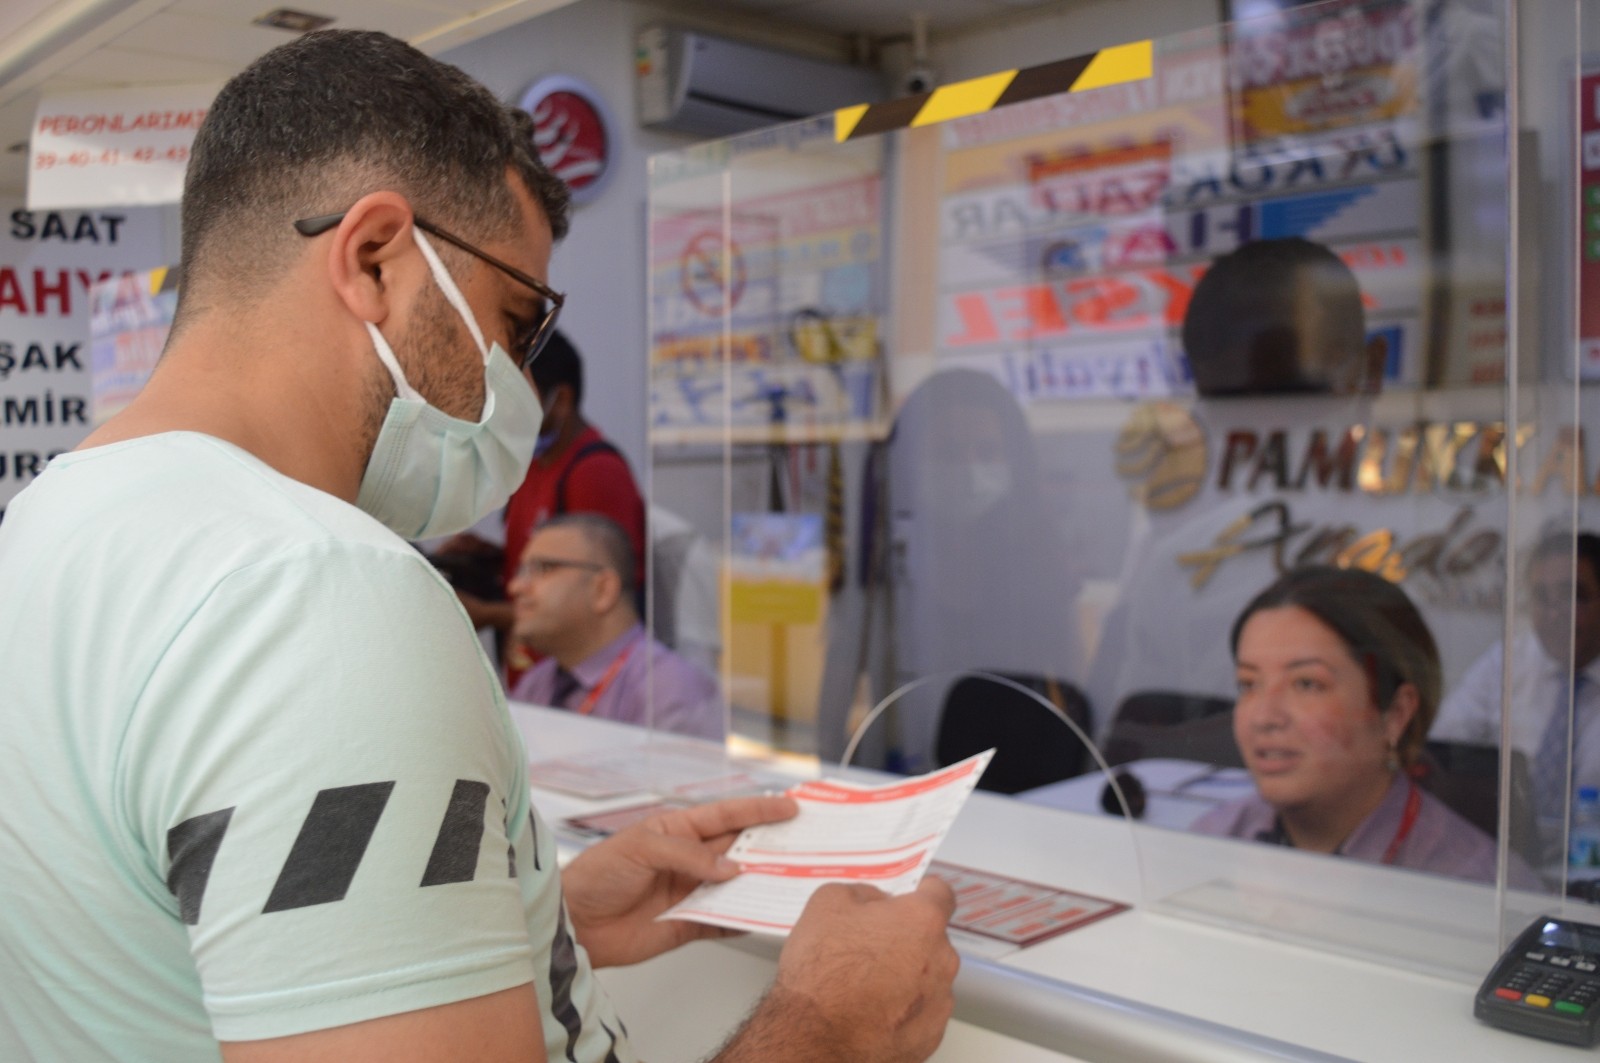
[1478, 917, 1600, 1046]
[1492, 948, 1600, 1016]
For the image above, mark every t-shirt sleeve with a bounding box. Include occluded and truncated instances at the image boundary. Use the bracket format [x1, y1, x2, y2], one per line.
[118, 541, 537, 1042]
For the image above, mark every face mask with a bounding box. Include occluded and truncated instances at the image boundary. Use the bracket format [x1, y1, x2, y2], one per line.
[356, 229, 543, 539]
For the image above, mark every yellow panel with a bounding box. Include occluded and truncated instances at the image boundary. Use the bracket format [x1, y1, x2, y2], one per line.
[728, 580, 825, 625]
[834, 103, 869, 142]
[147, 267, 168, 295]
[1070, 40, 1154, 93]
[911, 70, 1016, 128]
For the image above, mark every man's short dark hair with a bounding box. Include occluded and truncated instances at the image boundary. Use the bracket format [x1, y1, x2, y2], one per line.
[541, 512, 634, 596]
[176, 30, 570, 324]
[527, 329, 583, 408]
[1183, 237, 1370, 397]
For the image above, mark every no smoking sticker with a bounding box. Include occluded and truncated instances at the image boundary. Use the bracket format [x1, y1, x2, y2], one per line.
[680, 231, 746, 316]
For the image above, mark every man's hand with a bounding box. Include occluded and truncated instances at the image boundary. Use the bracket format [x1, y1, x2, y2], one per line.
[561, 794, 798, 968]
[715, 877, 960, 1063]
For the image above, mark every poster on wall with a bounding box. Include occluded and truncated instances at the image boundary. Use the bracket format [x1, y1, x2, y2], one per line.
[88, 266, 177, 425]
[0, 202, 165, 511]
[648, 123, 888, 440]
[1223, 0, 1419, 155]
[932, 0, 1425, 405]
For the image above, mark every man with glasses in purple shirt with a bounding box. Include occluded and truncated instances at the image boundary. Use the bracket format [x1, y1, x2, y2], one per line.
[510, 514, 724, 740]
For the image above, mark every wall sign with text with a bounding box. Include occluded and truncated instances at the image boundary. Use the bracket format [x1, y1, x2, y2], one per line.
[1, 203, 164, 508]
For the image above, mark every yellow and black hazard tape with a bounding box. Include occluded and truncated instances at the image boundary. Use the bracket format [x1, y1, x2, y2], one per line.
[834, 39, 1152, 143]
[147, 266, 179, 294]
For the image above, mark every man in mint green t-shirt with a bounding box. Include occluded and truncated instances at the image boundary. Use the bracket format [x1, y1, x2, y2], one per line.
[0, 29, 957, 1063]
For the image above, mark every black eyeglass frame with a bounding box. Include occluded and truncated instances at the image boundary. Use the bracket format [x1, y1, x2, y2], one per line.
[515, 556, 605, 581]
[293, 211, 565, 370]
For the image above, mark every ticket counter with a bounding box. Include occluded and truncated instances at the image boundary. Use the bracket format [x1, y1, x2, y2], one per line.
[628, 1, 1600, 1058]
[516, 703, 1576, 1061]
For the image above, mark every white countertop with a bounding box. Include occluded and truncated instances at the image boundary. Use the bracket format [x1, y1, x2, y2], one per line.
[509, 702, 1587, 1063]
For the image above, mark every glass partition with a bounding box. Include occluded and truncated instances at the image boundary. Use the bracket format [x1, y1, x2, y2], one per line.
[644, 0, 1600, 972]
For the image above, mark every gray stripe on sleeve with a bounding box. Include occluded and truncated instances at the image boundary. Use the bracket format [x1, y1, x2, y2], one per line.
[262, 782, 394, 913]
[166, 806, 235, 925]
[420, 779, 491, 887]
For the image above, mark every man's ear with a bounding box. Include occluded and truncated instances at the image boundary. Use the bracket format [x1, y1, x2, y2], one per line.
[321, 192, 421, 329]
[591, 567, 622, 615]
[549, 383, 575, 420]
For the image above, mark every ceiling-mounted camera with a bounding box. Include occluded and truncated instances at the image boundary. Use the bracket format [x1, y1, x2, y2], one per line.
[903, 64, 938, 96]
[898, 13, 937, 96]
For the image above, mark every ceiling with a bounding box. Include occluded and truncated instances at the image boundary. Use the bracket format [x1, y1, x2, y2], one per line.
[0, 0, 1068, 199]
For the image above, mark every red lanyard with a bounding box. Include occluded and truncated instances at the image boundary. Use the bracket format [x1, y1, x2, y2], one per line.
[1380, 781, 1422, 866]
[574, 641, 638, 716]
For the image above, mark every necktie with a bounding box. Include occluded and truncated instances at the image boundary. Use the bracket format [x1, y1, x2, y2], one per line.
[1535, 673, 1584, 819]
[550, 667, 582, 711]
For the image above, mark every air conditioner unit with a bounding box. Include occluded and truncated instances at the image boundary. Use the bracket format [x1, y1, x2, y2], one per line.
[635, 25, 884, 139]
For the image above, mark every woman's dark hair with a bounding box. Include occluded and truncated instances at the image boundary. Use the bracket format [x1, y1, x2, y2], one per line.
[1230, 565, 1441, 766]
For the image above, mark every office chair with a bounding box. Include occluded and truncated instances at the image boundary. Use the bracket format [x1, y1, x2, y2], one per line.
[1414, 740, 1537, 863]
[1102, 689, 1242, 768]
[933, 672, 1092, 795]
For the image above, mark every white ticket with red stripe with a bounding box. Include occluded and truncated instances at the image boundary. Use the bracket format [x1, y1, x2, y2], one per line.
[661, 749, 994, 936]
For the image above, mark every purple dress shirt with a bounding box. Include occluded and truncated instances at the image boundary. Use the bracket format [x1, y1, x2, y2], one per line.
[1191, 773, 1542, 887]
[511, 624, 724, 741]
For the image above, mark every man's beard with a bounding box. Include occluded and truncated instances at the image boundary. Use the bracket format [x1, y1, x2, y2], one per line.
[356, 284, 487, 459]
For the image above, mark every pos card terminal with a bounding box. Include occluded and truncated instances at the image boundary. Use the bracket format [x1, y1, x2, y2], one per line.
[1475, 916, 1600, 1045]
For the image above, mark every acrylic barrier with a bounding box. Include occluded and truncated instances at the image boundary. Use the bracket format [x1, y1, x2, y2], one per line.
[636, 0, 1600, 984]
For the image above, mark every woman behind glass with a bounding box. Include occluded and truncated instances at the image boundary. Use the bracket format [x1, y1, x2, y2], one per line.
[1194, 565, 1536, 885]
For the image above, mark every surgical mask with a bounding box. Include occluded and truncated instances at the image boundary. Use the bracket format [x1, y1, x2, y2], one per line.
[356, 229, 542, 539]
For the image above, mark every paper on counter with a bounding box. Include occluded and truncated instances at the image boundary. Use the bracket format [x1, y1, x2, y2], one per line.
[933, 861, 1127, 951]
[529, 741, 791, 800]
[661, 749, 993, 936]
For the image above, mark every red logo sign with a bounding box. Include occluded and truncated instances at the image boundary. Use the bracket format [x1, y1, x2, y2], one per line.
[519, 75, 612, 205]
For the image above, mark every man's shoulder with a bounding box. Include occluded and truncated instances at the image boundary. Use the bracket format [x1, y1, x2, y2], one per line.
[2, 432, 438, 631]
[646, 636, 712, 679]
[38, 431, 410, 557]
[566, 431, 633, 477]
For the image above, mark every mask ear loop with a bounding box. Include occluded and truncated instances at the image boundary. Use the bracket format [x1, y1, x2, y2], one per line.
[412, 228, 489, 362]
[364, 322, 423, 405]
